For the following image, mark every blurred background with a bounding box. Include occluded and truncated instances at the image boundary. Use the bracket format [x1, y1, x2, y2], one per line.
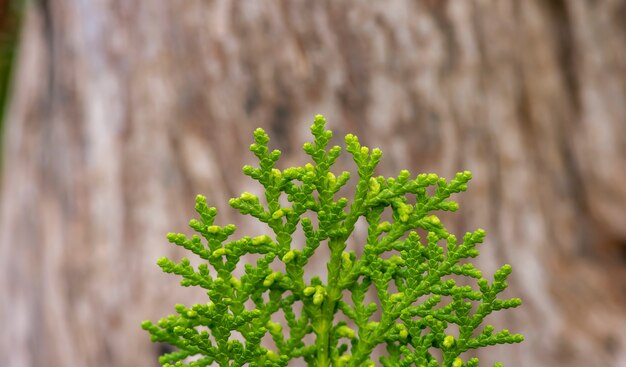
[0, 1, 625, 366]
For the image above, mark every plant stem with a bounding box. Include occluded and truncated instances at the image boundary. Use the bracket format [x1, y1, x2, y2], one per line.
[315, 237, 346, 367]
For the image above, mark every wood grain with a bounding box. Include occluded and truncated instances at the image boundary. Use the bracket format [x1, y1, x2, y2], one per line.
[1, 1, 625, 366]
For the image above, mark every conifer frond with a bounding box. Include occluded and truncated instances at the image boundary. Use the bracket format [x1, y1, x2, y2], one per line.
[143, 115, 523, 367]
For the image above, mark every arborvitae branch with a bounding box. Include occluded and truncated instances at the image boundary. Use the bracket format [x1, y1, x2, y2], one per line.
[143, 115, 523, 367]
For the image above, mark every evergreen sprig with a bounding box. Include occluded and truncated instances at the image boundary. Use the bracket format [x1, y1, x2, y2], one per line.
[142, 115, 523, 367]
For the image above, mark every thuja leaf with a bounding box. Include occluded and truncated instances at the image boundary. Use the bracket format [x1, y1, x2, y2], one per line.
[143, 115, 523, 367]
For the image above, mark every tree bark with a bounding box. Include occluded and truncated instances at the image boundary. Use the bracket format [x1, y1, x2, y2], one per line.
[1, 1, 625, 366]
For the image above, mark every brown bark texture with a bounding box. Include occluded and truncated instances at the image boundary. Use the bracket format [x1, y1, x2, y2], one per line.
[1, 1, 625, 366]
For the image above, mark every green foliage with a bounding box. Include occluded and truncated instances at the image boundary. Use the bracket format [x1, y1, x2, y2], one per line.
[0, 0, 23, 128]
[142, 115, 523, 367]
